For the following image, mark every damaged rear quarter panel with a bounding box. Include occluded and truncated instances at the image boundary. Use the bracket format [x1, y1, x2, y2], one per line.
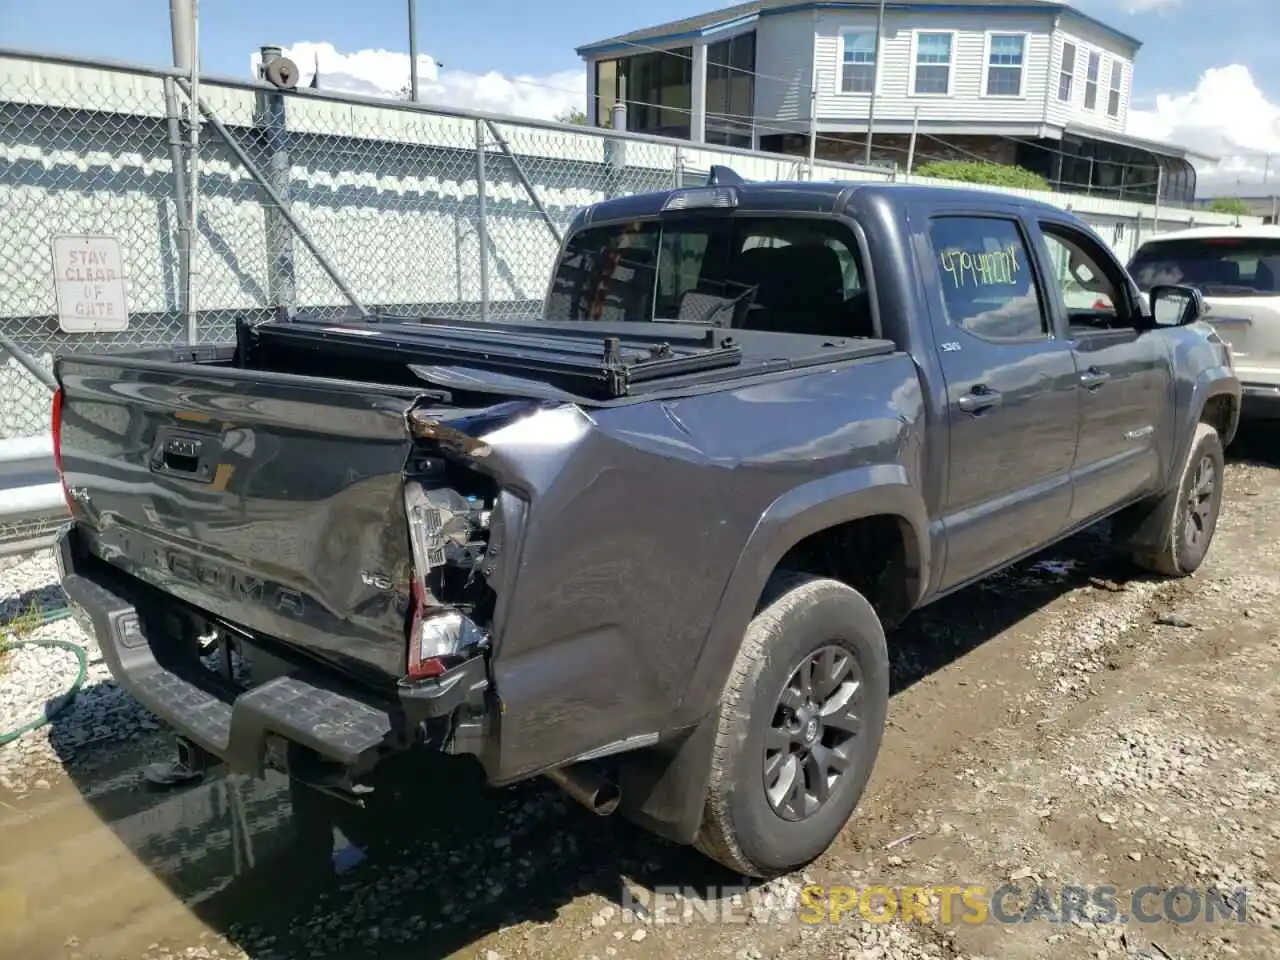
[485, 353, 927, 782]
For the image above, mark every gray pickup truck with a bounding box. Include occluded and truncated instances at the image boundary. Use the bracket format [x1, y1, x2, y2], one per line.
[51, 175, 1239, 878]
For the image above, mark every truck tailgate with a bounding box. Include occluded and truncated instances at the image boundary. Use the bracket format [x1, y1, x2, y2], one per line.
[55, 355, 420, 684]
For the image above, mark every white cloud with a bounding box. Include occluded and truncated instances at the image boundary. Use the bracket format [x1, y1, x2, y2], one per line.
[249, 42, 586, 122]
[1120, 0, 1181, 12]
[1127, 65, 1280, 195]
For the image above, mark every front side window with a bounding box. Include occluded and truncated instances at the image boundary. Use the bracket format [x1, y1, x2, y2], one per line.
[914, 32, 953, 95]
[986, 34, 1025, 96]
[1128, 237, 1280, 297]
[929, 216, 1048, 341]
[840, 29, 878, 93]
[1041, 226, 1122, 321]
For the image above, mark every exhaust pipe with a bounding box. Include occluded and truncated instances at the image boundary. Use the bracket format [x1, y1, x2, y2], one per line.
[545, 763, 621, 816]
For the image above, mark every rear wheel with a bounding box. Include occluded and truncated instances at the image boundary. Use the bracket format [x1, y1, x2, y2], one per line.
[1132, 422, 1225, 577]
[693, 572, 890, 878]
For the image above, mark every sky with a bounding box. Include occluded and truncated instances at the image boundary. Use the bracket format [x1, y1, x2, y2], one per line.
[1, 0, 1276, 194]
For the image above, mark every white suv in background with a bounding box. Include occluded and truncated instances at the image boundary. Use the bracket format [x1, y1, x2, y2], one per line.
[1128, 225, 1280, 421]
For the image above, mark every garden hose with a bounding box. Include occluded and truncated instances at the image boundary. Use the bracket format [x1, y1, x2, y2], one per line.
[0, 605, 85, 746]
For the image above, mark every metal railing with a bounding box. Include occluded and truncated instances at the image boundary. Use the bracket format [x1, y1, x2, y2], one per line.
[0, 46, 1258, 549]
[0, 433, 63, 557]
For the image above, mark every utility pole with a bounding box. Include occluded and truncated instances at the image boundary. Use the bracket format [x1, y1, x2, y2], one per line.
[169, 0, 199, 344]
[906, 105, 919, 176]
[169, 0, 193, 70]
[408, 0, 420, 101]
[863, 0, 886, 165]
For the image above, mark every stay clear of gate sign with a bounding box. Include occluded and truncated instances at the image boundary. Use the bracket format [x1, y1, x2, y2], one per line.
[51, 235, 130, 333]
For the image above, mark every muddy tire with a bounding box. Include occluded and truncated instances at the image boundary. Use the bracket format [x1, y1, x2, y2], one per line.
[693, 572, 890, 879]
[1132, 422, 1225, 577]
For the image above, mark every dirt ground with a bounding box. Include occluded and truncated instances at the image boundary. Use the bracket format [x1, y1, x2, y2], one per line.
[2, 425, 1278, 960]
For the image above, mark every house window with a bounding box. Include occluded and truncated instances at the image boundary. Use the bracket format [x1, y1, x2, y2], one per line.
[914, 31, 953, 95]
[1108, 60, 1123, 117]
[985, 34, 1025, 96]
[840, 29, 877, 94]
[595, 59, 618, 126]
[615, 48, 694, 139]
[1084, 51, 1100, 110]
[707, 31, 757, 148]
[1058, 41, 1075, 103]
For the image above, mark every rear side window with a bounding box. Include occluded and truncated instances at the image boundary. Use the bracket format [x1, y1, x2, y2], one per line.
[1128, 236, 1280, 296]
[928, 216, 1048, 341]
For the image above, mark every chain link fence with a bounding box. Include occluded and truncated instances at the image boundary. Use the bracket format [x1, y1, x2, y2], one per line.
[0, 47, 1256, 443]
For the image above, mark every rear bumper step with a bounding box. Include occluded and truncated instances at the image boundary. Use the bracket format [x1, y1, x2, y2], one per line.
[1241, 382, 1280, 419]
[55, 528, 489, 778]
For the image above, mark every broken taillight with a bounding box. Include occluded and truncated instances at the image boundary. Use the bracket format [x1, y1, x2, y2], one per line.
[403, 480, 489, 681]
[51, 386, 74, 514]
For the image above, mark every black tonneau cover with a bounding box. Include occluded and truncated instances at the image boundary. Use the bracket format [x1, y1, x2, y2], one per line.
[242, 315, 897, 403]
[248, 316, 742, 400]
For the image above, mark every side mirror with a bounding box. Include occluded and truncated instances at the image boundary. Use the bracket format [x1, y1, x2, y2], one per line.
[1148, 284, 1206, 327]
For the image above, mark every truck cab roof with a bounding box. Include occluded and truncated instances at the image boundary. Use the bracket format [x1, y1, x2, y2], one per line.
[574, 176, 1073, 229]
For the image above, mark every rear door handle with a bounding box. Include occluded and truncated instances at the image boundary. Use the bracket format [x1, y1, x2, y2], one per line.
[957, 386, 1002, 414]
[1079, 367, 1112, 389]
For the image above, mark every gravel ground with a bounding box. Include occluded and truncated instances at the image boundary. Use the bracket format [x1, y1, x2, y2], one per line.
[2, 433, 1278, 960]
[0, 551, 161, 794]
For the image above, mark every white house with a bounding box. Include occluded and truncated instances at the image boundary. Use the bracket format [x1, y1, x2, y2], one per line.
[576, 0, 1209, 204]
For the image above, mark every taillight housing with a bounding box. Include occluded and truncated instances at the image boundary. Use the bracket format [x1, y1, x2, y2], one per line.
[51, 386, 74, 514]
[403, 480, 489, 682]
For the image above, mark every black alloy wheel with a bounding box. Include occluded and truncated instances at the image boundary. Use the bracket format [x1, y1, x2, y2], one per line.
[764, 644, 864, 822]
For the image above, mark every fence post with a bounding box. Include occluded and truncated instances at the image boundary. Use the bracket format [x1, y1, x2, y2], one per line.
[255, 46, 297, 320]
[474, 119, 492, 323]
[605, 77, 628, 200]
[162, 78, 192, 324]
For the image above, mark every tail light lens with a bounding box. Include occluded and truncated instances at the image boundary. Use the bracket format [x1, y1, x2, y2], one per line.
[51, 386, 74, 514]
[403, 481, 488, 681]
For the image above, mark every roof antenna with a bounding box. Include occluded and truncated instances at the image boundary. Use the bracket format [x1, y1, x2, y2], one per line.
[707, 164, 746, 186]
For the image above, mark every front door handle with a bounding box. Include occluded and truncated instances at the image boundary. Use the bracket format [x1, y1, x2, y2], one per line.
[1080, 367, 1112, 389]
[957, 386, 1003, 414]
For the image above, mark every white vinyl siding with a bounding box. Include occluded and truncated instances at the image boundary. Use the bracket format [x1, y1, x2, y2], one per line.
[1043, 25, 1132, 133]
[839, 28, 878, 94]
[813, 10, 1050, 126]
[911, 30, 955, 95]
[983, 32, 1027, 97]
[753, 13, 817, 124]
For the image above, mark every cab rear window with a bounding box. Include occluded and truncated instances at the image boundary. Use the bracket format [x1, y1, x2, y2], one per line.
[1128, 237, 1280, 296]
[543, 216, 878, 339]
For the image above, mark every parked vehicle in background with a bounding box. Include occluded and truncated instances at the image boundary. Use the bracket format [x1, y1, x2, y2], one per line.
[1129, 225, 1280, 420]
[52, 175, 1239, 879]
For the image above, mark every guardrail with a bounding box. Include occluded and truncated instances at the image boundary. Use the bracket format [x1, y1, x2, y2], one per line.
[0, 434, 67, 557]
